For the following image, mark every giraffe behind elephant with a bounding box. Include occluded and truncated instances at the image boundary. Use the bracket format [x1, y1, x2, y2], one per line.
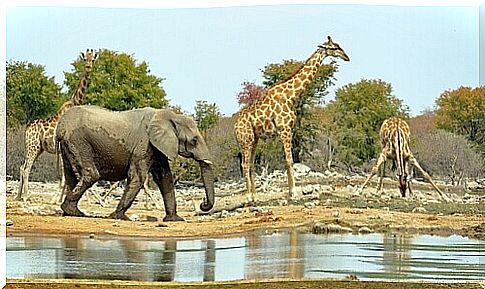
[16, 49, 98, 201]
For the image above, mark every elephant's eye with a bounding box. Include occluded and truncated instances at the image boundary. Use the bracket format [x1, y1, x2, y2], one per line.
[191, 137, 198, 145]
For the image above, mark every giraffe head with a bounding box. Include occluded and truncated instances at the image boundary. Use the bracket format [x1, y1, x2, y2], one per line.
[318, 36, 350, 62]
[81, 49, 98, 71]
[398, 175, 408, 197]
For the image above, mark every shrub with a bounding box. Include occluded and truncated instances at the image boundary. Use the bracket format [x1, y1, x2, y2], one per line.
[7, 126, 61, 182]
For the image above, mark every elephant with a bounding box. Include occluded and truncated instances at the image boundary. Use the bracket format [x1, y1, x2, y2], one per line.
[55, 105, 215, 221]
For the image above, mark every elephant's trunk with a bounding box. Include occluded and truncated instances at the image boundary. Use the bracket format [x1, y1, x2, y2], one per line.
[199, 161, 215, 212]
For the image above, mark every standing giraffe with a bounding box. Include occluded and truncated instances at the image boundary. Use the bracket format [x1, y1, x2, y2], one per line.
[358, 117, 450, 201]
[234, 36, 350, 201]
[16, 49, 98, 201]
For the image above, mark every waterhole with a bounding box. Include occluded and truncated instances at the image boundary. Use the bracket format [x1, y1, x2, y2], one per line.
[6, 231, 484, 282]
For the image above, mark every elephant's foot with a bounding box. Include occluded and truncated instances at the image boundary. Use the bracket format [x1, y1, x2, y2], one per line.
[61, 202, 86, 217]
[108, 211, 131, 220]
[163, 214, 185, 222]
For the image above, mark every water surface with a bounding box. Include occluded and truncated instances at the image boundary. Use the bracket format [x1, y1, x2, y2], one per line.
[7, 231, 484, 282]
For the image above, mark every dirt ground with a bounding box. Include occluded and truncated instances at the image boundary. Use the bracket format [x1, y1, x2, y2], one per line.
[5, 176, 484, 239]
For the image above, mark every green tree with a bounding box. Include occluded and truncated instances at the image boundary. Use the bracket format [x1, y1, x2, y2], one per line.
[324, 79, 409, 169]
[63, 49, 168, 111]
[6, 60, 63, 127]
[261, 60, 337, 162]
[194, 100, 221, 139]
[435, 86, 485, 155]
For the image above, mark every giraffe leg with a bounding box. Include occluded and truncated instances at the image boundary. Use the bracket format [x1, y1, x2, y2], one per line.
[241, 147, 254, 202]
[17, 144, 42, 201]
[405, 161, 413, 198]
[358, 152, 386, 194]
[408, 156, 451, 202]
[376, 160, 386, 193]
[236, 128, 257, 202]
[279, 130, 296, 197]
[249, 140, 259, 198]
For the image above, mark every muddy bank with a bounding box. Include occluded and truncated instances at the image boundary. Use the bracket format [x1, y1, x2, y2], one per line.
[5, 167, 484, 239]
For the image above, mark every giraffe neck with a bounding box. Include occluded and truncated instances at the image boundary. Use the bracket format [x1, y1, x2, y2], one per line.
[72, 67, 92, 105]
[53, 66, 92, 119]
[276, 48, 326, 105]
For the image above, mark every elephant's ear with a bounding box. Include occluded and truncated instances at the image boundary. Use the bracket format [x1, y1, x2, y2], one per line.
[148, 111, 178, 161]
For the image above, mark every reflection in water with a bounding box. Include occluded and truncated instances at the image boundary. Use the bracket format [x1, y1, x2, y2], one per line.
[382, 233, 411, 278]
[6, 232, 485, 282]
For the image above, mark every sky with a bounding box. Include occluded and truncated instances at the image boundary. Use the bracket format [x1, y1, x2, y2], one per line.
[481, 2, 485, 84]
[5, 1, 480, 116]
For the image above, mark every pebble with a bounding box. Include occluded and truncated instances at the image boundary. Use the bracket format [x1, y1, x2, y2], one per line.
[112, 222, 120, 227]
[304, 202, 316, 209]
[89, 233, 95, 239]
[130, 214, 140, 221]
[358, 226, 372, 234]
[312, 222, 352, 234]
[5, 220, 13, 226]
[145, 215, 158, 222]
[412, 207, 427, 213]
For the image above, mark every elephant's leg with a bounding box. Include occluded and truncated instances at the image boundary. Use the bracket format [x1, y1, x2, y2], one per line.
[109, 163, 149, 220]
[60, 141, 99, 217]
[151, 157, 184, 222]
[59, 157, 84, 216]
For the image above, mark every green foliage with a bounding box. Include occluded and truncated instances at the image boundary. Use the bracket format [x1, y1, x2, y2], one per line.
[6, 60, 63, 127]
[63, 49, 168, 111]
[435, 86, 485, 156]
[193, 100, 221, 139]
[261, 60, 337, 162]
[324, 79, 409, 169]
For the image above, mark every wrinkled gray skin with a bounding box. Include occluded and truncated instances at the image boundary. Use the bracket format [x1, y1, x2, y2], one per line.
[55, 106, 215, 221]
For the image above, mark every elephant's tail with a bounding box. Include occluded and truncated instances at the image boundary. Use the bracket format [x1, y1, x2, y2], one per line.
[55, 135, 62, 179]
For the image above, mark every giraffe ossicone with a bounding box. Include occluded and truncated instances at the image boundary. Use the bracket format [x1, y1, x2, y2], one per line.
[234, 36, 350, 201]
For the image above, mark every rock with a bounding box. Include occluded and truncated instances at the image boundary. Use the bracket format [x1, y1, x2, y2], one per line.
[304, 202, 316, 209]
[130, 214, 140, 221]
[312, 222, 352, 234]
[155, 223, 168, 228]
[249, 207, 263, 213]
[221, 210, 230, 218]
[358, 226, 372, 234]
[278, 199, 288, 206]
[5, 220, 13, 226]
[412, 207, 427, 213]
[293, 163, 311, 176]
[89, 233, 95, 239]
[145, 215, 158, 222]
[112, 222, 120, 227]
